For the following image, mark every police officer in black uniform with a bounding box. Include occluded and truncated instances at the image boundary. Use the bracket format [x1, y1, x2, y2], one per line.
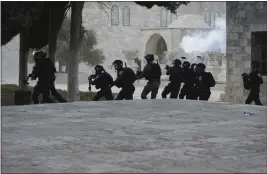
[243, 61, 263, 105]
[161, 59, 183, 99]
[88, 65, 114, 101]
[30, 51, 54, 104]
[137, 54, 162, 99]
[195, 63, 216, 101]
[112, 60, 136, 100]
[179, 61, 197, 100]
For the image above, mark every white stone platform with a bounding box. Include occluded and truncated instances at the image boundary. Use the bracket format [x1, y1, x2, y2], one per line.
[2, 100, 267, 173]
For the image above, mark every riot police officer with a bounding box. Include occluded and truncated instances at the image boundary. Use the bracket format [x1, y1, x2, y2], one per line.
[243, 61, 263, 105]
[30, 51, 54, 104]
[195, 63, 216, 101]
[137, 54, 162, 99]
[112, 60, 136, 100]
[179, 61, 197, 100]
[88, 65, 114, 101]
[161, 59, 183, 99]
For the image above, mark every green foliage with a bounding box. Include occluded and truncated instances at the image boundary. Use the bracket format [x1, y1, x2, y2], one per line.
[56, 18, 105, 68]
[28, 17, 105, 70]
[1, 84, 118, 106]
[134, 1, 190, 13]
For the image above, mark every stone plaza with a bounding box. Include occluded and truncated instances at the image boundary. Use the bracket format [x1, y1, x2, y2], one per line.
[2, 100, 267, 173]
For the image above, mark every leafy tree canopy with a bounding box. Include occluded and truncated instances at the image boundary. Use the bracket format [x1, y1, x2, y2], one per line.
[134, 1, 190, 13]
[28, 17, 105, 72]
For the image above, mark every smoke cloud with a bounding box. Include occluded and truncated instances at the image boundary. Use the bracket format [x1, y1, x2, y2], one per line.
[179, 17, 226, 54]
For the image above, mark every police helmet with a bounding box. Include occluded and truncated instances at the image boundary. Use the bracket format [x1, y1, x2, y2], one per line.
[94, 65, 104, 72]
[251, 61, 260, 68]
[173, 59, 181, 66]
[113, 60, 123, 67]
[196, 63, 206, 70]
[182, 61, 190, 68]
[145, 54, 154, 61]
[33, 51, 46, 59]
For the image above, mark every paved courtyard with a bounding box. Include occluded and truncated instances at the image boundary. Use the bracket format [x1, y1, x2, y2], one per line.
[2, 99, 267, 173]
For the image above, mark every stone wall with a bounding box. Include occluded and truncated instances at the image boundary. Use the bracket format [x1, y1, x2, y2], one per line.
[82, 1, 225, 68]
[225, 2, 267, 104]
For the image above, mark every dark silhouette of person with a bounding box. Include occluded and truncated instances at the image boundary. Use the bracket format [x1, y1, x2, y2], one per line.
[30, 51, 55, 104]
[88, 65, 114, 101]
[162, 59, 183, 99]
[112, 60, 136, 100]
[179, 61, 197, 100]
[195, 63, 216, 101]
[137, 54, 162, 99]
[243, 61, 263, 105]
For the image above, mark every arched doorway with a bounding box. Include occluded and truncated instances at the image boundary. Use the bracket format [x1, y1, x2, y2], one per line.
[145, 33, 168, 64]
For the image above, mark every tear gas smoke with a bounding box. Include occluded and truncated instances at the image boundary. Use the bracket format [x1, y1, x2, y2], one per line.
[180, 17, 226, 54]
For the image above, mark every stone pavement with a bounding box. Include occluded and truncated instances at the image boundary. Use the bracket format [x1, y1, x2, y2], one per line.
[2, 99, 267, 173]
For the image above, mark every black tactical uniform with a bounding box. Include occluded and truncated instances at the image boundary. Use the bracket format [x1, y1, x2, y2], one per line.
[179, 61, 197, 100]
[195, 63, 216, 101]
[243, 61, 263, 105]
[137, 54, 162, 99]
[113, 60, 136, 100]
[162, 59, 183, 99]
[30, 51, 54, 104]
[89, 65, 114, 101]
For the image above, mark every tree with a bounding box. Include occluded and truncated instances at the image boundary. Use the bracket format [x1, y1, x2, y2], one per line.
[28, 17, 105, 73]
[79, 30, 105, 66]
[134, 1, 190, 13]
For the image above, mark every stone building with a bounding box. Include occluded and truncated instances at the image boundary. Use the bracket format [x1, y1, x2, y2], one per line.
[81, 1, 226, 70]
[225, 2, 267, 105]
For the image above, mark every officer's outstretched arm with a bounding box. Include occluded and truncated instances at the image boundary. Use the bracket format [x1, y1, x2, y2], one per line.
[136, 71, 144, 79]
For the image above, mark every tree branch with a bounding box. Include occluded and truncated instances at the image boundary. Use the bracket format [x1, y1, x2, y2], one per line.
[97, 2, 110, 18]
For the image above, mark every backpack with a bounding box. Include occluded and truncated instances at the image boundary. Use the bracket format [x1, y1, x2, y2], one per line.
[242, 75, 251, 90]
[206, 72, 216, 87]
[123, 67, 137, 83]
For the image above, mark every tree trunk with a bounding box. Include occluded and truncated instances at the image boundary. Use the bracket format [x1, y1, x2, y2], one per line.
[58, 61, 63, 73]
[19, 30, 29, 90]
[67, 2, 84, 102]
[48, 7, 57, 64]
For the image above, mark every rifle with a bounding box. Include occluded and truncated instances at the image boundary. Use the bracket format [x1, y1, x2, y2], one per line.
[124, 62, 127, 68]
[156, 59, 159, 64]
[24, 74, 32, 85]
[165, 65, 170, 70]
[88, 74, 97, 92]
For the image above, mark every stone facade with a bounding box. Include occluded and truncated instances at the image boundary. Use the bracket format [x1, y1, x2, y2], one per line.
[81, 1, 226, 69]
[225, 2, 267, 104]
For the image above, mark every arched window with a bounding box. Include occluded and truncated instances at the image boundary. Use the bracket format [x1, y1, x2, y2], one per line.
[160, 8, 167, 27]
[214, 11, 220, 22]
[204, 10, 211, 26]
[213, 11, 220, 27]
[111, 5, 119, 26]
[122, 6, 130, 26]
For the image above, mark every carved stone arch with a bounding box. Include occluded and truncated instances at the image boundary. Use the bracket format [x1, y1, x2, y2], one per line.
[145, 33, 168, 64]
